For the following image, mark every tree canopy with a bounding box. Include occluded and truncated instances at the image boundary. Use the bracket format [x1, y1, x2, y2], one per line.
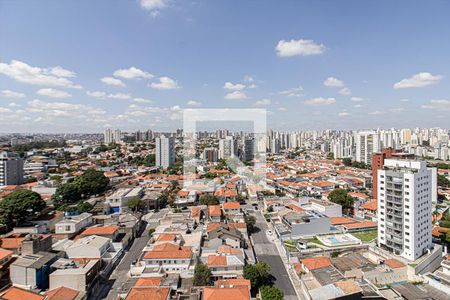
[0, 190, 46, 228]
[52, 169, 109, 208]
[243, 261, 271, 290]
[193, 262, 212, 286]
[438, 175, 450, 188]
[260, 285, 284, 300]
[328, 189, 354, 212]
[199, 194, 219, 206]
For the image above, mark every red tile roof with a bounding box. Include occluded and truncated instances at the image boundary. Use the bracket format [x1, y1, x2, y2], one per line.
[208, 255, 228, 266]
[301, 256, 332, 271]
[222, 202, 241, 210]
[203, 287, 250, 300]
[144, 243, 192, 260]
[44, 286, 79, 300]
[135, 277, 162, 287]
[384, 258, 406, 269]
[361, 200, 377, 211]
[125, 287, 170, 300]
[209, 205, 222, 216]
[81, 225, 119, 236]
[1, 287, 45, 300]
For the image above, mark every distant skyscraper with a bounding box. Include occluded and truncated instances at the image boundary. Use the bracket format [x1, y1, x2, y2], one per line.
[156, 135, 175, 169]
[0, 152, 24, 186]
[104, 128, 122, 145]
[270, 138, 281, 154]
[377, 159, 436, 261]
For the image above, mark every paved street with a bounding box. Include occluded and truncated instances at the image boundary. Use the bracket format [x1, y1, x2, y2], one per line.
[250, 209, 299, 300]
[97, 223, 152, 300]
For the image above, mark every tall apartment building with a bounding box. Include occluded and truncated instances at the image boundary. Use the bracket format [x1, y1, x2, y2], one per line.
[156, 135, 175, 169]
[202, 148, 218, 162]
[0, 152, 24, 186]
[104, 128, 122, 145]
[243, 138, 255, 162]
[371, 148, 403, 200]
[377, 159, 437, 261]
[355, 131, 375, 164]
[218, 136, 236, 160]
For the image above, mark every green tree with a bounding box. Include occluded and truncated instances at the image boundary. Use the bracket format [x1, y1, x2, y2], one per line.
[52, 182, 81, 207]
[0, 190, 46, 228]
[342, 158, 352, 166]
[243, 261, 271, 289]
[260, 285, 284, 300]
[245, 215, 257, 232]
[438, 175, 450, 188]
[199, 194, 219, 206]
[74, 169, 109, 196]
[193, 262, 212, 286]
[328, 189, 354, 214]
[77, 201, 93, 213]
[158, 192, 168, 209]
[128, 197, 143, 212]
[326, 152, 334, 160]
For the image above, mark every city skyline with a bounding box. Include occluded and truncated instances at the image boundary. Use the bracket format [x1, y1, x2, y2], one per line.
[1, 0, 450, 133]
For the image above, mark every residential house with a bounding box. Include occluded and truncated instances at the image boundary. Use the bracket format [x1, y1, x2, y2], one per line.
[10, 251, 57, 289]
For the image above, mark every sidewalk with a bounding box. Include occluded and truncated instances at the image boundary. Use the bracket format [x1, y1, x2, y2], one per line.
[266, 222, 309, 300]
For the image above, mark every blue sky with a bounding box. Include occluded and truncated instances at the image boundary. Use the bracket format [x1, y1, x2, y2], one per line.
[0, 0, 449, 133]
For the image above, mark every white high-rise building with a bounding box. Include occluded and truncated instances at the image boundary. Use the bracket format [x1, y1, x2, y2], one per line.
[0, 152, 24, 186]
[104, 128, 122, 145]
[377, 158, 436, 261]
[155, 135, 175, 169]
[218, 136, 236, 160]
[355, 131, 375, 164]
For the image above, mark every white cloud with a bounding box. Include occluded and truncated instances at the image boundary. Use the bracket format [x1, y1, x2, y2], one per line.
[351, 97, 364, 102]
[323, 77, 344, 88]
[243, 75, 254, 83]
[338, 112, 349, 117]
[254, 99, 271, 106]
[279, 86, 303, 97]
[304, 97, 336, 106]
[0, 60, 81, 88]
[86, 91, 131, 100]
[393, 72, 443, 89]
[369, 110, 384, 115]
[187, 100, 201, 106]
[0, 107, 12, 113]
[1, 90, 25, 98]
[113, 67, 153, 79]
[338, 87, 351, 96]
[224, 82, 246, 91]
[421, 99, 450, 109]
[276, 39, 325, 57]
[225, 91, 248, 100]
[390, 107, 405, 112]
[8, 102, 21, 107]
[278, 107, 287, 111]
[27, 99, 105, 117]
[400, 99, 410, 102]
[150, 76, 180, 90]
[101, 77, 125, 87]
[37, 88, 72, 98]
[139, 0, 170, 16]
[354, 104, 364, 108]
[133, 97, 152, 103]
[108, 93, 132, 100]
[87, 91, 107, 98]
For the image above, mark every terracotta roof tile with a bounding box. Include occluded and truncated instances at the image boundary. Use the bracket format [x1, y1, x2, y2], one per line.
[301, 256, 332, 271]
[203, 287, 250, 300]
[44, 286, 79, 300]
[125, 287, 170, 300]
[1, 287, 45, 300]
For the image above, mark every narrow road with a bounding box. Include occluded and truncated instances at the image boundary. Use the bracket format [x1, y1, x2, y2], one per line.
[250, 209, 300, 300]
[95, 223, 152, 300]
